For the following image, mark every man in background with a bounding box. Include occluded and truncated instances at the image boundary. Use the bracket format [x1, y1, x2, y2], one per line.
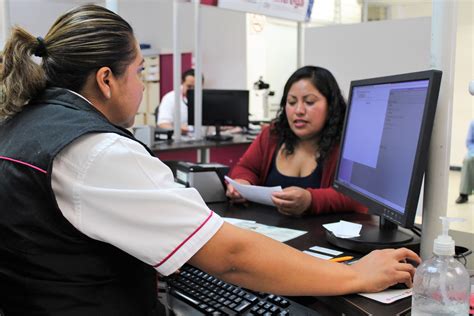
[455, 119, 474, 204]
[156, 68, 195, 135]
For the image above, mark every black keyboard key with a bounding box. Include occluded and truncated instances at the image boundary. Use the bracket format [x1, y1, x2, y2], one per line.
[234, 300, 252, 312]
[171, 288, 200, 306]
[205, 307, 215, 313]
[279, 299, 290, 308]
[244, 293, 258, 302]
[251, 305, 259, 312]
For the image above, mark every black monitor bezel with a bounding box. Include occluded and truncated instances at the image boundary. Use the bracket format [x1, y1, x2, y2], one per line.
[333, 70, 442, 228]
[187, 89, 250, 127]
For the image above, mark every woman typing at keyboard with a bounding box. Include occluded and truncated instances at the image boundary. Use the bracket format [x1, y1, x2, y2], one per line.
[0, 5, 420, 315]
[227, 66, 366, 216]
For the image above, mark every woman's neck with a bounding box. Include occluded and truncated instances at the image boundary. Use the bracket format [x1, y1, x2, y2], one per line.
[295, 137, 319, 155]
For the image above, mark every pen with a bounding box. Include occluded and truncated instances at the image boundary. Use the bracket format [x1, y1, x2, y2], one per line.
[329, 256, 354, 263]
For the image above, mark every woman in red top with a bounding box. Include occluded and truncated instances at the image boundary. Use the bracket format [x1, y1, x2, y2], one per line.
[227, 66, 366, 216]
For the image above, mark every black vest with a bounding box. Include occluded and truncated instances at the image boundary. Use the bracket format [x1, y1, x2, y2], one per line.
[0, 88, 159, 316]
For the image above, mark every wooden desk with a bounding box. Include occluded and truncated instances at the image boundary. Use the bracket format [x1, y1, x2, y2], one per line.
[151, 134, 252, 167]
[208, 202, 414, 316]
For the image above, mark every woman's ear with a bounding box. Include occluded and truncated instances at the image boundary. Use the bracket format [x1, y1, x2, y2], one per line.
[96, 67, 113, 99]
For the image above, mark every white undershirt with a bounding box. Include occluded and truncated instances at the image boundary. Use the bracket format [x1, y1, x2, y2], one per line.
[156, 90, 188, 125]
[51, 132, 223, 276]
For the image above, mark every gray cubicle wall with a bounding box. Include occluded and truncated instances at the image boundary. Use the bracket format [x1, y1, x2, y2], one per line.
[304, 17, 431, 223]
[304, 17, 431, 99]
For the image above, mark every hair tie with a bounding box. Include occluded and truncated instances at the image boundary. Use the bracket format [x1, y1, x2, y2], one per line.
[34, 37, 47, 58]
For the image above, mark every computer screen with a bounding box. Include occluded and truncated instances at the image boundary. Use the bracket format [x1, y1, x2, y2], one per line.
[330, 70, 442, 252]
[187, 89, 249, 141]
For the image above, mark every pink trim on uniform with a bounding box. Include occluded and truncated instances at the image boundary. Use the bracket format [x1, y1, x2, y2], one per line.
[0, 156, 47, 174]
[154, 211, 214, 268]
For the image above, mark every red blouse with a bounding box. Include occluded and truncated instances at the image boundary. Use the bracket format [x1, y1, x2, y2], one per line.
[229, 126, 367, 215]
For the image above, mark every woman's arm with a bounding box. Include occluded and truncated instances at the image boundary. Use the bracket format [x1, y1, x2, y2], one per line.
[229, 127, 273, 184]
[189, 222, 419, 296]
[307, 187, 367, 215]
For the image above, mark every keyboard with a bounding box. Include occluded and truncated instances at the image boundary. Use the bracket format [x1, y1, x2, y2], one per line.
[164, 264, 321, 315]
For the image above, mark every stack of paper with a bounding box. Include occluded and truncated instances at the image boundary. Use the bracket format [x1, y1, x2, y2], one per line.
[222, 217, 306, 242]
[323, 220, 362, 238]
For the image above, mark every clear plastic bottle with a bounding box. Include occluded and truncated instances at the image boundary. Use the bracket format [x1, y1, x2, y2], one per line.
[412, 217, 470, 316]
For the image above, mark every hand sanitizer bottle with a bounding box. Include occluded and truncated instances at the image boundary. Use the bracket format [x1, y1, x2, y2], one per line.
[412, 216, 470, 315]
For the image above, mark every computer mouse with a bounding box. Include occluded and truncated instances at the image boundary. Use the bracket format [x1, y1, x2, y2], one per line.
[387, 282, 410, 290]
[405, 258, 420, 268]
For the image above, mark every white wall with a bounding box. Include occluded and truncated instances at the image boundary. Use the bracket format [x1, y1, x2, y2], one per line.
[387, 2, 432, 20]
[200, 5, 247, 90]
[450, 0, 474, 166]
[304, 17, 431, 99]
[0, 0, 7, 50]
[8, 0, 104, 36]
[264, 18, 297, 114]
[118, 1, 247, 90]
[246, 16, 297, 120]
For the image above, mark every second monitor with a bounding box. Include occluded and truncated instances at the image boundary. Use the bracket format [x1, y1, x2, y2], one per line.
[187, 89, 249, 141]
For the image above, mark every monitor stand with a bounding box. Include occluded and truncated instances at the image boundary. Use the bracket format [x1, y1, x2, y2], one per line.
[325, 217, 419, 254]
[206, 125, 233, 142]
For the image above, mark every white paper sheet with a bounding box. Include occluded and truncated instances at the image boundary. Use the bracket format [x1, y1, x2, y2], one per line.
[323, 220, 362, 238]
[358, 288, 412, 304]
[222, 217, 306, 242]
[224, 176, 282, 206]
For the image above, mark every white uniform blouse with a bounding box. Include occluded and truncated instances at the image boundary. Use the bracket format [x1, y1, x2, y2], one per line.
[156, 90, 188, 126]
[51, 132, 223, 276]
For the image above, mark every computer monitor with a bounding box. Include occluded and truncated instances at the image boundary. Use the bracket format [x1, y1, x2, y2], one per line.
[187, 89, 249, 141]
[329, 70, 442, 253]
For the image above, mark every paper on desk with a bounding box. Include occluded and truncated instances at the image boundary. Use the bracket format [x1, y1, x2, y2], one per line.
[309, 245, 343, 256]
[222, 217, 256, 225]
[224, 176, 282, 206]
[358, 288, 412, 304]
[303, 250, 333, 260]
[323, 220, 362, 238]
[222, 217, 306, 242]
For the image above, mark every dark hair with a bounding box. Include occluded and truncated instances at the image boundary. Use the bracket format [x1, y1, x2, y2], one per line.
[181, 69, 195, 83]
[272, 65, 347, 164]
[0, 4, 136, 119]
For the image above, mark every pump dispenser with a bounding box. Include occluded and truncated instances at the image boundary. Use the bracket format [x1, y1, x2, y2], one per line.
[412, 216, 470, 315]
[433, 217, 459, 256]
